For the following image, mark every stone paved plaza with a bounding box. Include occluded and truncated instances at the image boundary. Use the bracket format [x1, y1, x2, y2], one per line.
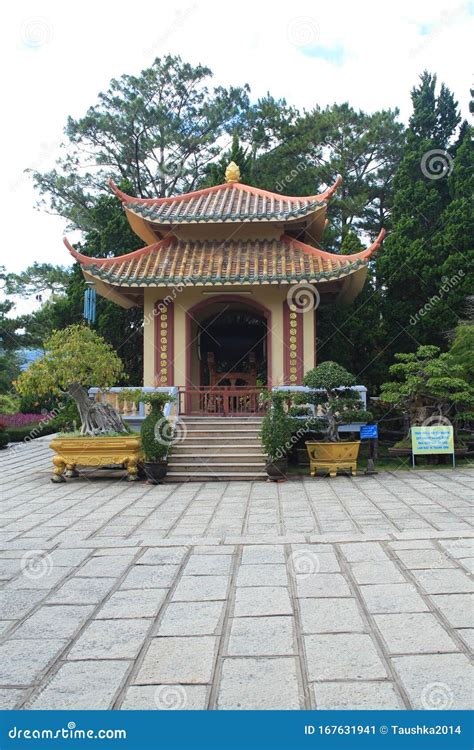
[0, 438, 473, 711]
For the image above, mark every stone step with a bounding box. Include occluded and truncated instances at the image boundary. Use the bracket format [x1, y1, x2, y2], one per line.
[173, 446, 265, 455]
[182, 438, 262, 446]
[171, 453, 267, 463]
[180, 427, 260, 437]
[168, 461, 266, 472]
[166, 470, 267, 482]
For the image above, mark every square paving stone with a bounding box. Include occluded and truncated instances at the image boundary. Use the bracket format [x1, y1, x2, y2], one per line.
[439, 540, 474, 558]
[6, 566, 71, 591]
[183, 555, 232, 576]
[290, 549, 340, 573]
[391, 653, 473, 709]
[120, 565, 179, 589]
[299, 598, 365, 634]
[350, 561, 406, 585]
[236, 564, 288, 587]
[0, 590, 45, 619]
[135, 636, 217, 684]
[49, 577, 115, 604]
[339, 543, 389, 562]
[305, 633, 387, 681]
[359, 583, 429, 614]
[457, 629, 474, 651]
[394, 549, 455, 569]
[10, 605, 94, 640]
[67, 618, 150, 660]
[217, 657, 300, 709]
[77, 555, 133, 578]
[227, 616, 294, 656]
[120, 684, 207, 710]
[138, 548, 189, 565]
[313, 681, 404, 710]
[49, 549, 92, 566]
[157, 601, 225, 636]
[374, 613, 458, 654]
[0, 639, 67, 686]
[28, 660, 131, 709]
[411, 568, 474, 594]
[430, 594, 474, 628]
[0, 688, 26, 709]
[240, 546, 286, 565]
[172, 575, 229, 602]
[234, 587, 292, 617]
[96, 589, 167, 619]
[295, 573, 351, 598]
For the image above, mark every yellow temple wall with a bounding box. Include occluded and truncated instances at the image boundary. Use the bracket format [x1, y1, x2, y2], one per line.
[142, 286, 317, 388]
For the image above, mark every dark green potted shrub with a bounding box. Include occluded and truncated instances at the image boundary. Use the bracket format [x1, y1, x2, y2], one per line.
[139, 392, 174, 484]
[260, 391, 295, 480]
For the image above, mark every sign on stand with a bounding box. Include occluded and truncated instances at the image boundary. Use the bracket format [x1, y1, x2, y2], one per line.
[411, 425, 455, 468]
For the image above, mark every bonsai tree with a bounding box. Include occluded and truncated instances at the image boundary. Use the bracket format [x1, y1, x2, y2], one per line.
[300, 362, 372, 442]
[379, 344, 473, 438]
[139, 392, 174, 462]
[14, 324, 127, 436]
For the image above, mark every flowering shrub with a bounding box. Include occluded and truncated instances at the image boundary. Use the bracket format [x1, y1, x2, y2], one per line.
[0, 412, 54, 428]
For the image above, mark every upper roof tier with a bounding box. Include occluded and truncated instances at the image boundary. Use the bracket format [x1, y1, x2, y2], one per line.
[109, 165, 342, 245]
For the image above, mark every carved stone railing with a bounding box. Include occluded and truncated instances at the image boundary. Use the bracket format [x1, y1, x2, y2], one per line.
[272, 385, 368, 433]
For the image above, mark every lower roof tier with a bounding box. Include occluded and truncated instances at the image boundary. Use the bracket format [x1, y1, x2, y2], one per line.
[66, 232, 384, 291]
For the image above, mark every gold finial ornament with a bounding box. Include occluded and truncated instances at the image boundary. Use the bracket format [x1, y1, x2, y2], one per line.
[225, 161, 241, 183]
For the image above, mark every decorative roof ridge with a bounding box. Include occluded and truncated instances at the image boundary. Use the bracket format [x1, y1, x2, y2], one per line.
[282, 228, 385, 262]
[64, 236, 173, 267]
[108, 174, 343, 208]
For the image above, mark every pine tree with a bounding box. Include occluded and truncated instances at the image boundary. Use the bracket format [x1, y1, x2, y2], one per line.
[378, 71, 463, 357]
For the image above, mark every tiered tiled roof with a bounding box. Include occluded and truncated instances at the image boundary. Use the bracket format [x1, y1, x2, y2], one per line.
[65, 231, 385, 288]
[109, 176, 342, 225]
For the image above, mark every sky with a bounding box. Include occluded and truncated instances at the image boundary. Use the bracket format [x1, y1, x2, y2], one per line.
[1, 0, 472, 313]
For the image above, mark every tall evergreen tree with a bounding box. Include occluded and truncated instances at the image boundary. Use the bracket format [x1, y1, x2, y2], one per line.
[378, 71, 464, 358]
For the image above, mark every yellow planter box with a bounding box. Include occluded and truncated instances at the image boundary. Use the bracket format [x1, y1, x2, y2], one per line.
[49, 435, 141, 483]
[305, 440, 361, 477]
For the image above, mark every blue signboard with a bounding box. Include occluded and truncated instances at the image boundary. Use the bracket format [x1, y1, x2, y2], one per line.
[360, 424, 378, 439]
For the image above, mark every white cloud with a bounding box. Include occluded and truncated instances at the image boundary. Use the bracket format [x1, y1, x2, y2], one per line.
[1, 0, 472, 274]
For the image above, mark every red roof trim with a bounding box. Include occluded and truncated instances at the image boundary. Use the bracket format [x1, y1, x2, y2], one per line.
[108, 174, 343, 207]
[65, 227, 384, 270]
[64, 236, 171, 266]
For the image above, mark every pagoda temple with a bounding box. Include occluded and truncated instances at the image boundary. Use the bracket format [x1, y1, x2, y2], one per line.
[66, 162, 384, 412]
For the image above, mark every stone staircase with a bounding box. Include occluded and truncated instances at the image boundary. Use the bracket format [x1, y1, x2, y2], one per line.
[167, 416, 267, 482]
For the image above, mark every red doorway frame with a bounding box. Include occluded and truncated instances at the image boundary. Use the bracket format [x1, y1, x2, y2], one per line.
[185, 295, 272, 413]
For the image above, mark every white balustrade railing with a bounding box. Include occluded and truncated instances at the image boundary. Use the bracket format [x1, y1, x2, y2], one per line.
[272, 385, 368, 432]
[88, 386, 179, 427]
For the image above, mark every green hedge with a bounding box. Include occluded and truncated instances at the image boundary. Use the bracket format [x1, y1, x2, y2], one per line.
[7, 423, 58, 443]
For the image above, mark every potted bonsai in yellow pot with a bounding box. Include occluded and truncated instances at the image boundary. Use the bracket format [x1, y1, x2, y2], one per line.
[14, 324, 140, 482]
[300, 362, 372, 477]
